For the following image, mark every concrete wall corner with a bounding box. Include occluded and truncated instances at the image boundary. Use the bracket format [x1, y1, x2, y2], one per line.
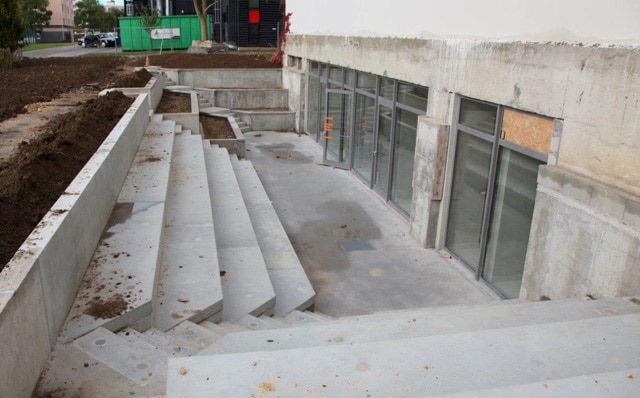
[410, 117, 450, 248]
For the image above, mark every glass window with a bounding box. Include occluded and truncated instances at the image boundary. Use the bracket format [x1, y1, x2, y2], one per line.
[446, 132, 493, 271]
[354, 94, 376, 183]
[329, 66, 343, 88]
[397, 83, 428, 111]
[345, 70, 355, 89]
[357, 72, 376, 94]
[459, 98, 497, 135]
[483, 148, 542, 298]
[308, 75, 320, 139]
[375, 105, 393, 192]
[380, 78, 394, 100]
[390, 109, 418, 213]
[309, 61, 319, 75]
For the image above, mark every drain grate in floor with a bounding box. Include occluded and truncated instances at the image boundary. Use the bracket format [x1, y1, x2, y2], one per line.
[340, 239, 373, 252]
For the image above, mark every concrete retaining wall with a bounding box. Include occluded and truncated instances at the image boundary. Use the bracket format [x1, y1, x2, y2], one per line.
[171, 68, 282, 89]
[521, 166, 640, 300]
[0, 94, 150, 398]
[101, 73, 166, 112]
[282, 60, 305, 132]
[161, 91, 201, 134]
[213, 89, 289, 109]
[209, 115, 246, 157]
[236, 110, 296, 131]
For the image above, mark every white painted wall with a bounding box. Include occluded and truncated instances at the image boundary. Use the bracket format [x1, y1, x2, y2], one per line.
[287, 0, 640, 44]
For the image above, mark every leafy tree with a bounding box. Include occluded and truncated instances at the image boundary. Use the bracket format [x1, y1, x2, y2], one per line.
[22, 0, 52, 34]
[0, 0, 25, 51]
[192, 0, 218, 42]
[137, 6, 161, 50]
[74, 0, 107, 30]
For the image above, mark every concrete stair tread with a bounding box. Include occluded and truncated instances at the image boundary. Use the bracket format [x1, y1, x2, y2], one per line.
[142, 327, 201, 356]
[168, 313, 640, 397]
[284, 310, 330, 325]
[57, 201, 165, 344]
[236, 314, 290, 331]
[199, 106, 232, 116]
[154, 134, 222, 331]
[438, 368, 640, 397]
[258, 314, 292, 328]
[198, 297, 640, 356]
[74, 327, 167, 387]
[166, 321, 222, 349]
[118, 327, 189, 357]
[231, 158, 315, 316]
[204, 146, 275, 322]
[36, 338, 166, 397]
[118, 119, 175, 203]
[306, 310, 335, 321]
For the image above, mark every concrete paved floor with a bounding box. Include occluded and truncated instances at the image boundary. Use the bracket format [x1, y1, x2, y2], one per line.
[244, 131, 499, 317]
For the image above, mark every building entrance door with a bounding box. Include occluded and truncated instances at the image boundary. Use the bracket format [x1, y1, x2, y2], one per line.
[445, 98, 548, 299]
[323, 90, 353, 169]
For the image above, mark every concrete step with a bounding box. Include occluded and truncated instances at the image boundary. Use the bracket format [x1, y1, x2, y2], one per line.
[36, 336, 167, 397]
[153, 133, 223, 331]
[142, 327, 201, 356]
[204, 146, 275, 321]
[284, 310, 331, 325]
[57, 121, 176, 343]
[259, 314, 292, 329]
[239, 125, 251, 133]
[198, 297, 640, 356]
[199, 106, 233, 116]
[75, 327, 167, 387]
[218, 321, 251, 333]
[118, 119, 175, 203]
[167, 312, 640, 397]
[236, 314, 291, 331]
[231, 158, 315, 316]
[118, 327, 190, 357]
[166, 321, 222, 350]
[306, 310, 335, 321]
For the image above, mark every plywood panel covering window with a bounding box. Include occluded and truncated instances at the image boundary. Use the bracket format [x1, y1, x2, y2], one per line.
[501, 109, 553, 155]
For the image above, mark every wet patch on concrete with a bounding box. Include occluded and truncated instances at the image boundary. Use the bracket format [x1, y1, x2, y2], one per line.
[255, 142, 312, 163]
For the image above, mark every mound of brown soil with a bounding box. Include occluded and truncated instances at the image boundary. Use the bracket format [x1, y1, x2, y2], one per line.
[110, 68, 153, 88]
[0, 57, 129, 123]
[0, 91, 134, 270]
[137, 52, 281, 69]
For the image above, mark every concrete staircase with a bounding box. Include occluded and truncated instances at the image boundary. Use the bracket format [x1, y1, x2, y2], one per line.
[169, 297, 640, 397]
[35, 111, 317, 396]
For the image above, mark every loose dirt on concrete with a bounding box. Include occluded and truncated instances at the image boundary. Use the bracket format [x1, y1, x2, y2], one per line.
[0, 53, 280, 272]
[156, 91, 191, 113]
[201, 115, 235, 139]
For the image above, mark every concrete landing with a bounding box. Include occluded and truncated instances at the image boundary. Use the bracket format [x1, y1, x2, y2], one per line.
[231, 158, 316, 316]
[204, 146, 275, 321]
[243, 131, 498, 316]
[168, 312, 640, 397]
[154, 133, 222, 331]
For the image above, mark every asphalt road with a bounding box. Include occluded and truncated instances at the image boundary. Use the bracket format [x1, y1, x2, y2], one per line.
[23, 44, 123, 58]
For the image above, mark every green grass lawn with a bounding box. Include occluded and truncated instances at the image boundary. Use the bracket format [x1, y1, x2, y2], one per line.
[23, 42, 74, 52]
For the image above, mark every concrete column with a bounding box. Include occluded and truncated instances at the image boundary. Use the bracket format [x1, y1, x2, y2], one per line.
[521, 165, 640, 300]
[409, 117, 449, 248]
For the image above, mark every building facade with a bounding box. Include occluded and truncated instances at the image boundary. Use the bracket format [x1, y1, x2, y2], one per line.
[42, 0, 74, 42]
[282, 0, 640, 300]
